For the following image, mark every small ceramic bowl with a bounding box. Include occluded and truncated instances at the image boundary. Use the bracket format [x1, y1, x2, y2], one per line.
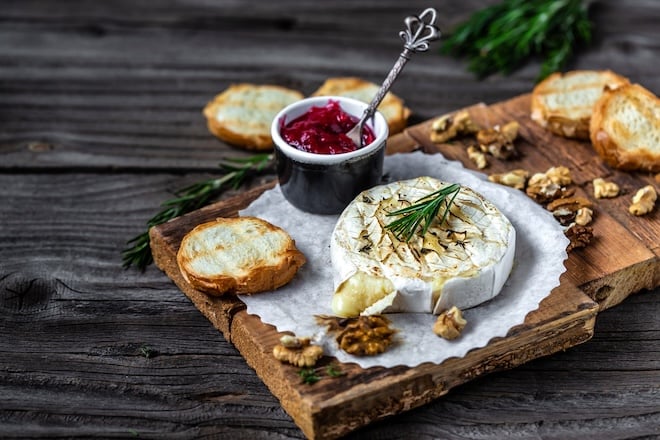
[271, 96, 389, 215]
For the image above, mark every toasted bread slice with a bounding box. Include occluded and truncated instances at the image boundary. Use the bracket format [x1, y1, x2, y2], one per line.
[177, 216, 306, 296]
[590, 83, 660, 172]
[203, 84, 304, 150]
[531, 70, 630, 139]
[312, 77, 411, 134]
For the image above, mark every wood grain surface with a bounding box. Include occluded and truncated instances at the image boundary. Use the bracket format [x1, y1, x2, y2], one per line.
[1, 1, 659, 439]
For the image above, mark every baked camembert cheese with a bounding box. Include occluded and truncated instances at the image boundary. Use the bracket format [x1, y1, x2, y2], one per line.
[330, 176, 516, 317]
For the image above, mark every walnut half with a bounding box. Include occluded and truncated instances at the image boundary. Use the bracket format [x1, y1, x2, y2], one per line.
[433, 306, 467, 340]
[273, 334, 323, 367]
[488, 169, 529, 190]
[629, 185, 657, 216]
[336, 315, 396, 356]
[430, 110, 480, 143]
[565, 223, 594, 252]
[476, 121, 519, 160]
[593, 178, 620, 199]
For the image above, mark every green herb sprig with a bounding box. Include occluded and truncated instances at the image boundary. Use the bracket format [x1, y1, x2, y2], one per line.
[441, 0, 593, 81]
[298, 364, 345, 385]
[121, 153, 274, 271]
[385, 183, 461, 242]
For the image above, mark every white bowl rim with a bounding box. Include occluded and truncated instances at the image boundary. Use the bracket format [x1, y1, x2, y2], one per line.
[270, 96, 389, 165]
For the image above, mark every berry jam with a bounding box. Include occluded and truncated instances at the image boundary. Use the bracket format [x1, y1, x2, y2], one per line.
[280, 100, 376, 154]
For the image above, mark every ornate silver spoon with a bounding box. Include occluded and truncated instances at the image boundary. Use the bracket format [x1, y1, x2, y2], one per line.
[346, 8, 440, 148]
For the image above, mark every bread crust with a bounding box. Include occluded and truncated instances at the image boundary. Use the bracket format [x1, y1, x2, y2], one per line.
[589, 83, 660, 172]
[203, 84, 304, 151]
[312, 77, 411, 134]
[177, 216, 306, 296]
[531, 70, 630, 139]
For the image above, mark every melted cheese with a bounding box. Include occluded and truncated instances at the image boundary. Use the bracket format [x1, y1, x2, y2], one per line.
[330, 176, 516, 317]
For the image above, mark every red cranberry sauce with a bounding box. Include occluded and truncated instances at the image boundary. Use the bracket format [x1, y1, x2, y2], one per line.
[280, 100, 376, 154]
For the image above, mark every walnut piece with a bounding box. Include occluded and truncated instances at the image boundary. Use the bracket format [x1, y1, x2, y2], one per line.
[488, 169, 529, 190]
[273, 335, 323, 367]
[546, 196, 593, 212]
[526, 173, 562, 203]
[593, 178, 620, 199]
[476, 121, 519, 160]
[467, 145, 488, 169]
[279, 334, 310, 348]
[545, 166, 572, 186]
[433, 306, 467, 340]
[565, 223, 594, 252]
[546, 196, 593, 226]
[335, 315, 396, 356]
[575, 207, 594, 226]
[525, 167, 574, 204]
[629, 185, 657, 216]
[430, 110, 480, 143]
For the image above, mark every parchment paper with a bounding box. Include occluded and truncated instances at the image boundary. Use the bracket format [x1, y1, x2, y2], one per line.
[239, 151, 568, 369]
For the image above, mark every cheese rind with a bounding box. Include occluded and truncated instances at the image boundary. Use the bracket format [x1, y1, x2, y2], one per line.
[330, 176, 516, 317]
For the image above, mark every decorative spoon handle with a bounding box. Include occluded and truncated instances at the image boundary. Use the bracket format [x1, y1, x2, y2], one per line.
[354, 8, 440, 146]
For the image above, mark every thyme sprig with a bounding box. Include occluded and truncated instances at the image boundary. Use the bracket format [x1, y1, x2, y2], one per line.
[121, 153, 274, 271]
[441, 0, 593, 81]
[385, 183, 461, 242]
[298, 364, 345, 385]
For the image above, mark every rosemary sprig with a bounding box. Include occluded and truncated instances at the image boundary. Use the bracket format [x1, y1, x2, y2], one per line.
[441, 0, 593, 81]
[385, 183, 461, 242]
[121, 153, 274, 271]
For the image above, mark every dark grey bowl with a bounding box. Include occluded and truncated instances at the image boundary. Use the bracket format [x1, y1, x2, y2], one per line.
[270, 96, 389, 215]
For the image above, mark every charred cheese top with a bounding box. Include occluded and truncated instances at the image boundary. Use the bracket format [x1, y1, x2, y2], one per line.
[330, 176, 516, 317]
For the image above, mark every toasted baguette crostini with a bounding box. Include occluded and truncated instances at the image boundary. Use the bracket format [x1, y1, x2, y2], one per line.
[203, 84, 304, 150]
[590, 83, 660, 172]
[312, 77, 411, 135]
[177, 217, 306, 296]
[531, 70, 630, 139]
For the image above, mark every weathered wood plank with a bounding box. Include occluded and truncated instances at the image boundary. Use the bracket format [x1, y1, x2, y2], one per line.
[1, 0, 659, 438]
[1, 0, 658, 170]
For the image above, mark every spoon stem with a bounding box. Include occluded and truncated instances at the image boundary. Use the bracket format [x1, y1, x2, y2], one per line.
[354, 8, 440, 147]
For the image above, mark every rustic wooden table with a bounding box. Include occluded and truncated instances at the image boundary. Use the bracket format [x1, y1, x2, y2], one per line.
[1, 1, 658, 439]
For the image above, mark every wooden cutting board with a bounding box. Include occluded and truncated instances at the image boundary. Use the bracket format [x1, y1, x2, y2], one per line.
[150, 94, 659, 439]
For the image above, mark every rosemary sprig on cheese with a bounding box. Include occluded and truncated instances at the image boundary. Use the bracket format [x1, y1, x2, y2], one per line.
[121, 153, 274, 271]
[385, 183, 461, 242]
